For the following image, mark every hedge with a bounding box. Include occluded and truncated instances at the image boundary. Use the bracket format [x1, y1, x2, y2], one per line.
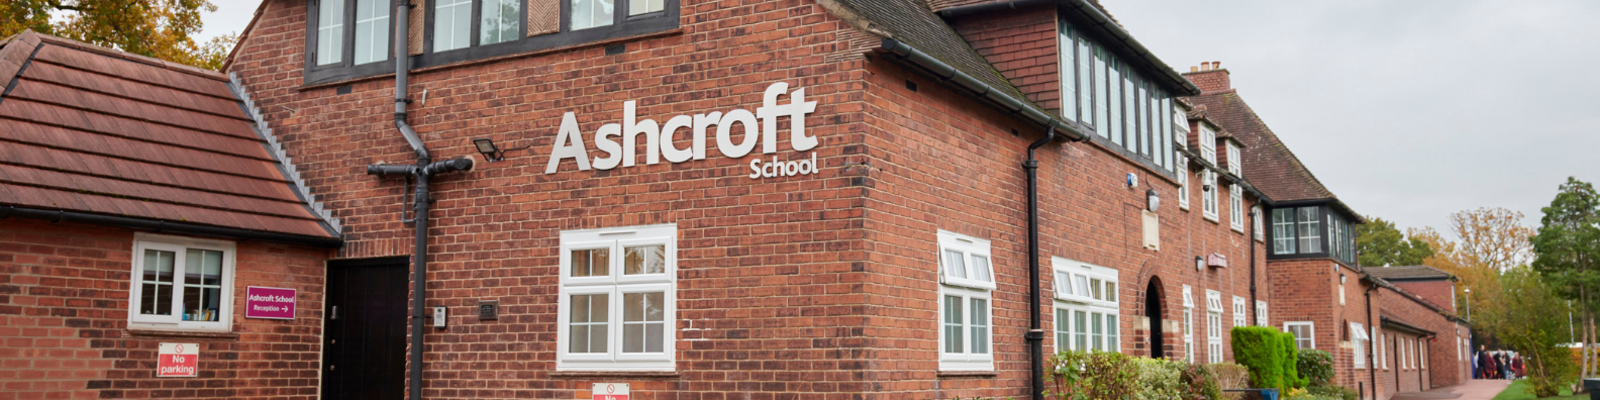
[1229, 326, 1305, 392]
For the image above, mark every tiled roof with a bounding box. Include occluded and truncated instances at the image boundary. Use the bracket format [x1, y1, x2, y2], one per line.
[833, 0, 1032, 104]
[0, 31, 339, 241]
[1366, 265, 1453, 281]
[1188, 91, 1339, 203]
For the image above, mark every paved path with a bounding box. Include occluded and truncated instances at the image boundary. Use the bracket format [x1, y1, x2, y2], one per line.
[1390, 379, 1513, 400]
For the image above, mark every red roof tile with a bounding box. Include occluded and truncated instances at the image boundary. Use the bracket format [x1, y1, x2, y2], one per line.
[0, 32, 337, 241]
[1187, 91, 1340, 203]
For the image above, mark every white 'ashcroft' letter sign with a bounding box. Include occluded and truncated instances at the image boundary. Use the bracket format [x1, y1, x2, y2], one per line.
[546, 82, 819, 179]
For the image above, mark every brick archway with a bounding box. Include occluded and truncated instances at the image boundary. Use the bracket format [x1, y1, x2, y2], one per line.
[1144, 276, 1167, 359]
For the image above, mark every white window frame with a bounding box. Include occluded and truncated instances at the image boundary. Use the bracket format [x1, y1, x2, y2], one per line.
[1351, 322, 1370, 369]
[1199, 123, 1217, 165]
[1298, 207, 1322, 254]
[1177, 155, 1191, 211]
[1381, 333, 1389, 369]
[1420, 339, 1427, 369]
[1205, 290, 1223, 363]
[1202, 171, 1219, 221]
[1255, 300, 1268, 327]
[1229, 184, 1244, 232]
[1232, 296, 1247, 328]
[128, 233, 238, 333]
[1284, 321, 1315, 349]
[1052, 258, 1120, 354]
[1182, 285, 1195, 363]
[1226, 141, 1241, 175]
[939, 230, 995, 371]
[557, 224, 677, 372]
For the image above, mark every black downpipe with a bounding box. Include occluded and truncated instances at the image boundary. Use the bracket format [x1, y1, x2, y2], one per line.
[1025, 123, 1055, 400]
[1366, 283, 1378, 400]
[1248, 208, 1258, 321]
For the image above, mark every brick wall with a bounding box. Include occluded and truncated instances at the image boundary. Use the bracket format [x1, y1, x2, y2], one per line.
[1182, 69, 1230, 93]
[222, 0, 1268, 399]
[1374, 328, 1430, 398]
[0, 219, 329, 399]
[1265, 259, 1387, 395]
[951, 5, 1061, 112]
[1388, 279, 1455, 313]
[1378, 284, 1469, 390]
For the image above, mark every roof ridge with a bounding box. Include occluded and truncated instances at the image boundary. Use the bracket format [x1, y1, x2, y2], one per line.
[29, 32, 227, 81]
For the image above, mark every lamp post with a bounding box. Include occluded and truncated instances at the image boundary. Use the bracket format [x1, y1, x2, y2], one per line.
[1464, 287, 1471, 321]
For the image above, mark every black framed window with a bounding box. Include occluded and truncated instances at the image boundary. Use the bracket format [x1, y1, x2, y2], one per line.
[1058, 13, 1177, 176]
[304, 0, 678, 86]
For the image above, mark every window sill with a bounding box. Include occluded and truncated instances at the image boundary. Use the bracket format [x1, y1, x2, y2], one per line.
[127, 329, 240, 340]
[549, 370, 681, 379]
[937, 370, 998, 378]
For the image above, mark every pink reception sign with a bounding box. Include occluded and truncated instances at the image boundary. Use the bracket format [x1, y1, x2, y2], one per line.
[245, 286, 296, 320]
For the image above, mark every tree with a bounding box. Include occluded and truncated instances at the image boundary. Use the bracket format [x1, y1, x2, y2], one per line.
[1475, 267, 1576, 397]
[1, 0, 234, 70]
[1532, 178, 1600, 380]
[1355, 217, 1434, 267]
[1451, 207, 1537, 272]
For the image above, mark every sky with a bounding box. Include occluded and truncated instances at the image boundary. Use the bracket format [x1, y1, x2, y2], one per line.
[194, 1, 1600, 237]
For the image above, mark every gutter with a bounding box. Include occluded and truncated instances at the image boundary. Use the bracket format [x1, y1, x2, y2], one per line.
[877, 39, 1088, 142]
[936, 0, 1200, 97]
[1, 206, 342, 248]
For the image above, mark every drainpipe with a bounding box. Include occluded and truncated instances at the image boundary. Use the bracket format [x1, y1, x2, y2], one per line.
[1248, 208, 1258, 322]
[1025, 123, 1055, 400]
[366, 4, 475, 400]
[1366, 281, 1378, 400]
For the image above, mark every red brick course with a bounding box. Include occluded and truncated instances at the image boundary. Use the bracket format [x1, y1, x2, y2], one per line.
[0, 219, 329, 400]
[952, 5, 1062, 111]
[1389, 280, 1456, 313]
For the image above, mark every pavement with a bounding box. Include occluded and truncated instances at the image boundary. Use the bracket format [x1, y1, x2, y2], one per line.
[1389, 379, 1514, 400]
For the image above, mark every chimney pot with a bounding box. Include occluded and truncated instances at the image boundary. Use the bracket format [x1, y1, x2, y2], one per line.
[1214, 61, 1222, 69]
[1191, 66, 1199, 72]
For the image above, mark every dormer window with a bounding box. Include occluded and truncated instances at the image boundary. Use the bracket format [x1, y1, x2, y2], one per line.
[1199, 123, 1217, 165]
[1058, 16, 1177, 174]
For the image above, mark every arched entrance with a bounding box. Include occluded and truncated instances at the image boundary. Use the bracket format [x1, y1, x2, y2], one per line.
[1145, 278, 1165, 359]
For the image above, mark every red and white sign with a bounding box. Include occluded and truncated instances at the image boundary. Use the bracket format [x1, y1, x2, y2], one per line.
[592, 383, 630, 400]
[245, 286, 297, 320]
[157, 343, 199, 377]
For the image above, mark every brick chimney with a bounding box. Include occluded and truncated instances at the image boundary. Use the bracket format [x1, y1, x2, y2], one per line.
[1183, 61, 1231, 93]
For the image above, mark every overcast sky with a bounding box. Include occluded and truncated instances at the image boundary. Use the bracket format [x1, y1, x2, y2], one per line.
[197, 1, 1599, 237]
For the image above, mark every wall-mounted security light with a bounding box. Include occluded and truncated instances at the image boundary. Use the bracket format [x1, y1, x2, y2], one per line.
[1195, 256, 1205, 271]
[1146, 189, 1160, 212]
[1340, 274, 1347, 284]
[472, 138, 531, 162]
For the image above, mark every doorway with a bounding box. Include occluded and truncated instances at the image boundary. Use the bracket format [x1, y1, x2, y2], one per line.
[1145, 279, 1165, 359]
[322, 257, 409, 400]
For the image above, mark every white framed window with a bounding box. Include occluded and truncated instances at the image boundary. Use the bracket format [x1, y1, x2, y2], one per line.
[128, 233, 237, 332]
[1059, 20, 1078, 123]
[1381, 333, 1389, 369]
[939, 230, 995, 371]
[434, 0, 473, 51]
[1420, 340, 1427, 368]
[1253, 206, 1264, 242]
[1298, 207, 1322, 253]
[1199, 123, 1217, 165]
[1052, 258, 1119, 354]
[315, 0, 346, 66]
[1351, 322, 1369, 369]
[1182, 285, 1195, 363]
[1226, 141, 1241, 175]
[1408, 338, 1416, 369]
[557, 224, 677, 371]
[1229, 184, 1244, 232]
[1232, 296, 1247, 328]
[1255, 300, 1268, 327]
[1202, 171, 1219, 221]
[1206, 290, 1223, 363]
[1284, 321, 1314, 349]
[1272, 208, 1297, 254]
[1177, 155, 1191, 210]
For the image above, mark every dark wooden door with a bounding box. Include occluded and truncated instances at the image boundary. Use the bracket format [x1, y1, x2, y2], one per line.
[322, 257, 409, 400]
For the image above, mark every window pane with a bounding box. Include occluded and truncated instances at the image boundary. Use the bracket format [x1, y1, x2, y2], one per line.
[944, 295, 963, 354]
[572, 0, 615, 30]
[1299, 207, 1322, 253]
[629, 0, 664, 16]
[625, 245, 665, 275]
[970, 255, 990, 283]
[943, 249, 966, 280]
[1273, 208, 1297, 255]
[182, 249, 224, 322]
[569, 294, 608, 353]
[1105, 282, 1116, 302]
[1093, 44, 1107, 136]
[353, 0, 389, 65]
[481, 0, 521, 45]
[571, 248, 610, 277]
[970, 298, 988, 354]
[141, 250, 175, 316]
[1091, 312, 1103, 352]
[317, 0, 345, 65]
[1073, 275, 1088, 297]
[1056, 308, 1071, 350]
[1108, 60, 1122, 146]
[623, 292, 664, 353]
[1078, 38, 1094, 128]
[1059, 23, 1076, 122]
[1089, 278, 1102, 300]
[1105, 314, 1118, 353]
[1055, 272, 1073, 296]
[1161, 94, 1172, 169]
[435, 0, 472, 51]
[1074, 310, 1087, 351]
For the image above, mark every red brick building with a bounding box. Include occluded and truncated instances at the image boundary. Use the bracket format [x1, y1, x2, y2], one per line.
[1, 1, 1463, 400]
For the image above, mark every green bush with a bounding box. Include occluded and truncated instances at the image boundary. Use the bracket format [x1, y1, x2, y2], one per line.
[1278, 332, 1304, 389]
[1180, 362, 1224, 400]
[1047, 351, 1225, 400]
[1295, 349, 1334, 387]
[1305, 385, 1358, 400]
[1130, 357, 1183, 400]
[1230, 326, 1285, 390]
